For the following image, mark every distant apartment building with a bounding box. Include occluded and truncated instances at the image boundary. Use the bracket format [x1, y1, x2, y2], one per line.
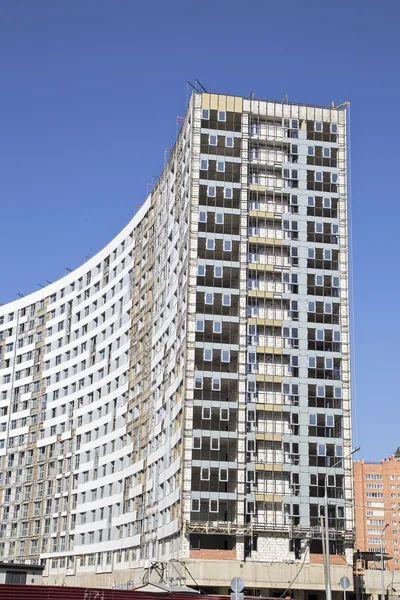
[0, 92, 352, 590]
[354, 450, 400, 568]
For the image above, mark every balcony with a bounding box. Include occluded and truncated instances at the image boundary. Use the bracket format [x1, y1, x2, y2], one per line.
[249, 123, 286, 141]
[249, 147, 287, 165]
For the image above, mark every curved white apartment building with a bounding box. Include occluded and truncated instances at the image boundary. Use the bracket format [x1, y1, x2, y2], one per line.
[0, 92, 353, 592]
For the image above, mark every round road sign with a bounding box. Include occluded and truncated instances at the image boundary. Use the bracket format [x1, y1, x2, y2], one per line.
[231, 578, 244, 593]
[340, 576, 351, 590]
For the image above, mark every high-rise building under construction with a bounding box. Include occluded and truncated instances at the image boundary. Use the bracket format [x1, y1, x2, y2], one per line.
[0, 92, 353, 591]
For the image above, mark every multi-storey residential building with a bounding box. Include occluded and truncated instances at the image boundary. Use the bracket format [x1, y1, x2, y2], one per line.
[354, 451, 400, 569]
[0, 92, 352, 591]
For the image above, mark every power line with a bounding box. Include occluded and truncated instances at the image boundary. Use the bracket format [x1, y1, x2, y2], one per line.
[279, 539, 311, 597]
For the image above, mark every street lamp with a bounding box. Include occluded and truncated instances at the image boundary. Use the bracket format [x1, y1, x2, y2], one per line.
[324, 446, 360, 600]
[381, 523, 389, 600]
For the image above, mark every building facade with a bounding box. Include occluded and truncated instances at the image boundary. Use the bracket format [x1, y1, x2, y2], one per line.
[0, 92, 352, 589]
[354, 451, 400, 569]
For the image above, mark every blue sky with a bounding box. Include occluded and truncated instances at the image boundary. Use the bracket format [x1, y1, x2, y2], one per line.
[0, 0, 399, 461]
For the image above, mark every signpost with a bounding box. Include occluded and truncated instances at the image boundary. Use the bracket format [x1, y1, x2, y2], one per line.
[231, 577, 244, 600]
[339, 575, 351, 600]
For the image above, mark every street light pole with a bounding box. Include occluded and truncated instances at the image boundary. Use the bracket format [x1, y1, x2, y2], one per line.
[324, 446, 360, 600]
[381, 523, 389, 600]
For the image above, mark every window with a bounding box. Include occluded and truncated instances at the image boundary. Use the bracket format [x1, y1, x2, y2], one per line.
[191, 498, 200, 512]
[326, 415, 334, 428]
[309, 414, 317, 426]
[307, 146, 314, 156]
[248, 324, 256, 336]
[203, 348, 213, 361]
[202, 407, 211, 420]
[215, 212, 224, 225]
[219, 468, 228, 482]
[218, 111, 226, 122]
[315, 122, 323, 132]
[331, 123, 338, 134]
[308, 196, 315, 207]
[211, 437, 220, 450]
[197, 264, 205, 277]
[324, 197, 331, 208]
[323, 147, 331, 158]
[202, 109, 209, 119]
[331, 173, 338, 184]
[247, 381, 257, 394]
[209, 134, 217, 146]
[193, 437, 202, 449]
[318, 443, 326, 456]
[212, 378, 221, 391]
[200, 159, 208, 170]
[248, 352, 256, 364]
[205, 293, 214, 305]
[223, 239, 232, 252]
[196, 320, 204, 332]
[214, 266, 223, 278]
[325, 357, 333, 370]
[199, 211, 207, 223]
[225, 136, 233, 148]
[206, 238, 215, 250]
[217, 161, 225, 172]
[208, 185, 216, 197]
[308, 301, 316, 313]
[308, 357, 316, 369]
[222, 294, 231, 306]
[224, 187, 232, 199]
[221, 350, 230, 363]
[247, 439, 255, 452]
[308, 248, 315, 259]
[201, 467, 210, 480]
[213, 321, 222, 334]
[315, 171, 323, 182]
[220, 408, 229, 421]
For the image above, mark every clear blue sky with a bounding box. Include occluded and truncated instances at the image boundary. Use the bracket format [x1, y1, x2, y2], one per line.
[0, 0, 399, 461]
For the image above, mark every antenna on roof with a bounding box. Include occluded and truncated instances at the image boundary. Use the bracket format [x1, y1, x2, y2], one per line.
[17, 293, 24, 298]
[187, 81, 197, 91]
[195, 79, 207, 92]
[282, 94, 288, 103]
[249, 91, 254, 99]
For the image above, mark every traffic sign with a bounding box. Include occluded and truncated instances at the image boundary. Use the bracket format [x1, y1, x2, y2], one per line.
[231, 578, 244, 593]
[340, 576, 350, 590]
